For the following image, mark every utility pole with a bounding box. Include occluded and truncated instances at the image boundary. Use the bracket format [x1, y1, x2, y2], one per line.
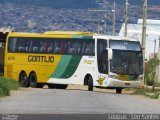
[104, 14, 107, 34]
[98, 19, 100, 34]
[112, 0, 116, 35]
[159, 37, 160, 49]
[124, 0, 129, 37]
[153, 38, 160, 57]
[154, 39, 156, 58]
[88, 9, 107, 34]
[142, 0, 147, 87]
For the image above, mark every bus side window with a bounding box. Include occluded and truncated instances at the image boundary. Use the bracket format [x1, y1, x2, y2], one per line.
[16, 38, 30, 53]
[18, 46, 26, 52]
[48, 42, 54, 53]
[61, 40, 67, 54]
[81, 41, 85, 55]
[69, 41, 77, 54]
[91, 41, 95, 55]
[31, 39, 40, 53]
[54, 41, 61, 54]
[33, 47, 39, 53]
[40, 42, 45, 53]
[77, 42, 82, 54]
[8, 38, 17, 52]
[85, 47, 91, 55]
[67, 40, 76, 54]
[40, 47, 45, 53]
[85, 41, 94, 55]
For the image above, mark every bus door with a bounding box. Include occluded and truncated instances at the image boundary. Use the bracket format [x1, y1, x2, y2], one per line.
[97, 39, 108, 85]
[0, 30, 11, 75]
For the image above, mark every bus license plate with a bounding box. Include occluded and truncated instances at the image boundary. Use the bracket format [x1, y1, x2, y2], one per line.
[125, 83, 130, 86]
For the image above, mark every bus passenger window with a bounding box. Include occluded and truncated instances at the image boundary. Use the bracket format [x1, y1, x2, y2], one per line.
[81, 42, 85, 55]
[77, 48, 81, 54]
[91, 43, 95, 55]
[45, 42, 49, 52]
[69, 48, 76, 54]
[85, 41, 93, 55]
[54, 41, 61, 54]
[40, 41, 45, 53]
[33, 47, 39, 53]
[85, 48, 91, 55]
[18, 46, 26, 52]
[48, 43, 54, 53]
[76, 42, 82, 55]
[40, 47, 45, 52]
[48, 47, 53, 53]
[25, 47, 29, 52]
[54, 47, 61, 54]
[61, 41, 67, 54]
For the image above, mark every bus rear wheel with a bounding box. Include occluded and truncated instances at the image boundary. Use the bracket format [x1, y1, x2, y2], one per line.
[37, 83, 44, 88]
[116, 88, 122, 94]
[19, 72, 29, 87]
[29, 72, 38, 88]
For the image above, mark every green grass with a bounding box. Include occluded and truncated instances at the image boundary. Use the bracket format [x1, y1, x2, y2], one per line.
[133, 88, 160, 99]
[0, 77, 19, 97]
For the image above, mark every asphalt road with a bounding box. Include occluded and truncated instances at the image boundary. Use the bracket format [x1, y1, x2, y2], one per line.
[0, 86, 160, 114]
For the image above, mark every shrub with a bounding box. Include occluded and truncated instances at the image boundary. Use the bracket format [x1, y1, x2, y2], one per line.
[0, 77, 19, 97]
[145, 58, 160, 86]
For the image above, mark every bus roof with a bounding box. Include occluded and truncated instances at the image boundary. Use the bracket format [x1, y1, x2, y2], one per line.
[44, 31, 95, 35]
[8, 31, 95, 39]
[94, 34, 139, 42]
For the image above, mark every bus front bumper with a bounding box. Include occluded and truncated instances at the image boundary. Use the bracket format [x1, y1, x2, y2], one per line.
[104, 78, 143, 88]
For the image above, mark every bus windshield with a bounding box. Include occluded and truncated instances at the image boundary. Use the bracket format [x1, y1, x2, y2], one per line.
[109, 40, 143, 75]
[109, 40, 141, 51]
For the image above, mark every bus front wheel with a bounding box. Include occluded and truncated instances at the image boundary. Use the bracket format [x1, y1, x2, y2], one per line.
[88, 76, 93, 91]
[48, 84, 68, 89]
[116, 88, 122, 94]
[19, 72, 29, 87]
[48, 84, 56, 89]
[57, 84, 68, 89]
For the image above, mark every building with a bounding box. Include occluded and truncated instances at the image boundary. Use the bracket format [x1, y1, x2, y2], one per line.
[157, 48, 160, 83]
[119, 19, 160, 60]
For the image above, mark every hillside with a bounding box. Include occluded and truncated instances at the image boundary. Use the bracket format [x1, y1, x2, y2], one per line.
[0, 0, 97, 9]
[0, 0, 160, 9]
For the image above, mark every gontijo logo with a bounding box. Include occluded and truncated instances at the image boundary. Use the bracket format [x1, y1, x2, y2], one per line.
[28, 55, 54, 63]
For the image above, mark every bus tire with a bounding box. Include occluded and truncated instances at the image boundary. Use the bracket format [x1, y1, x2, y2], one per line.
[29, 72, 38, 88]
[116, 88, 122, 94]
[37, 83, 44, 88]
[57, 85, 68, 89]
[88, 76, 93, 91]
[19, 72, 29, 87]
[48, 84, 56, 89]
[49, 84, 68, 89]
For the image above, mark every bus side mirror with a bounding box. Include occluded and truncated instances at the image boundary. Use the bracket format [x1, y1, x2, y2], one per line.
[107, 48, 113, 60]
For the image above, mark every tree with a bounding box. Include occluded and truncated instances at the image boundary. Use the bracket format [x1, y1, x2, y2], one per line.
[145, 58, 160, 90]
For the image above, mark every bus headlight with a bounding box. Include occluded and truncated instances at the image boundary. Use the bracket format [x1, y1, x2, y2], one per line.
[109, 75, 118, 79]
[138, 76, 143, 81]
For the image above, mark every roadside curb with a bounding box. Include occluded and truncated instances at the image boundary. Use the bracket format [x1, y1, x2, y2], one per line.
[158, 93, 160, 100]
[145, 92, 160, 99]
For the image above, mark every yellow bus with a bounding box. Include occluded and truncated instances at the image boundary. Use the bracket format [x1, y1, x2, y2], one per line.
[2, 31, 143, 93]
